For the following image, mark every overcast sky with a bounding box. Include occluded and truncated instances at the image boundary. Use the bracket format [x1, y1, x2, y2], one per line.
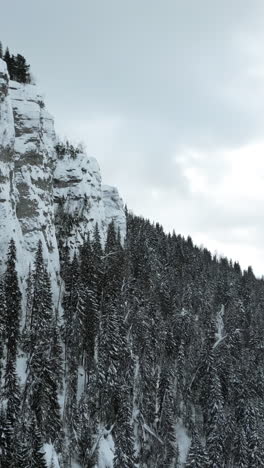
[2, 0, 264, 275]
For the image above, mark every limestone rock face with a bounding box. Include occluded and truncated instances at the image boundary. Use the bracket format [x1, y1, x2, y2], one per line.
[0, 58, 126, 299]
[0, 61, 24, 280]
[53, 153, 126, 252]
[53, 152, 106, 252]
[9, 80, 60, 292]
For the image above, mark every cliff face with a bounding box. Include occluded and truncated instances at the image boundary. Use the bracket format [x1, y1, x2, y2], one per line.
[10, 80, 60, 293]
[102, 185, 126, 243]
[0, 58, 126, 296]
[0, 60, 24, 280]
[53, 154, 126, 252]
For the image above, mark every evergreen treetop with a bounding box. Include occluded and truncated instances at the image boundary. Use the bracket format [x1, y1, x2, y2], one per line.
[1, 43, 31, 83]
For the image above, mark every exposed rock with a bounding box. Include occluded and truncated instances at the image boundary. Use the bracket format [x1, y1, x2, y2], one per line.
[0, 60, 24, 279]
[9, 80, 60, 295]
[53, 151, 126, 252]
[0, 58, 126, 301]
[102, 185, 126, 243]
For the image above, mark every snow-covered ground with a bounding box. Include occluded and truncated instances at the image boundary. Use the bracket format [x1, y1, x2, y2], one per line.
[44, 443, 61, 468]
[97, 434, 115, 468]
[176, 420, 191, 466]
[213, 304, 226, 349]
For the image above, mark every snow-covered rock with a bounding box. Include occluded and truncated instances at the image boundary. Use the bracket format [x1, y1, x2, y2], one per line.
[53, 152, 106, 252]
[53, 153, 126, 252]
[98, 433, 115, 468]
[43, 443, 61, 468]
[0, 57, 126, 300]
[10, 80, 60, 295]
[0, 61, 24, 280]
[102, 185, 126, 243]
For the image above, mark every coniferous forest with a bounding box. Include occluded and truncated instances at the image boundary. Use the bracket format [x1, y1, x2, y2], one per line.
[0, 210, 264, 467]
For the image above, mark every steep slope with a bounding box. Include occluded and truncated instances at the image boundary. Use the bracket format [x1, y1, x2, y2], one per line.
[0, 57, 126, 299]
[102, 185, 126, 243]
[53, 153, 126, 253]
[10, 79, 60, 294]
[0, 60, 25, 280]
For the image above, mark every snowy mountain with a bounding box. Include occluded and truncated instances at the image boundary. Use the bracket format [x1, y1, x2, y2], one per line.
[0, 58, 126, 299]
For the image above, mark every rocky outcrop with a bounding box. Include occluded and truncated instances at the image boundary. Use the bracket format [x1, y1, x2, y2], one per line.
[10, 80, 60, 293]
[102, 185, 126, 243]
[0, 58, 126, 299]
[53, 154, 126, 252]
[53, 152, 106, 252]
[0, 61, 24, 281]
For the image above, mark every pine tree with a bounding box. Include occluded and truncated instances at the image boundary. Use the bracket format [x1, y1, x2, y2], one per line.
[3, 47, 31, 83]
[0, 42, 3, 59]
[79, 236, 100, 368]
[2, 355, 21, 425]
[62, 253, 79, 363]
[185, 433, 210, 468]
[4, 239, 21, 362]
[0, 409, 13, 467]
[114, 386, 136, 468]
[29, 241, 52, 355]
[92, 222, 103, 304]
[24, 241, 61, 443]
[206, 366, 225, 467]
[14, 54, 30, 83]
[157, 389, 178, 467]
[4, 48, 12, 77]
[232, 426, 249, 468]
[50, 318, 64, 390]
[0, 416, 15, 467]
[0, 277, 6, 381]
[22, 265, 34, 352]
[77, 385, 99, 467]
[103, 221, 124, 302]
[24, 416, 48, 468]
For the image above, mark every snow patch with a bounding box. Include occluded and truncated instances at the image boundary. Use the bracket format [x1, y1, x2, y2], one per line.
[97, 434, 115, 468]
[16, 353, 27, 385]
[214, 304, 225, 348]
[43, 443, 61, 467]
[77, 365, 85, 401]
[176, 420, 191, 465]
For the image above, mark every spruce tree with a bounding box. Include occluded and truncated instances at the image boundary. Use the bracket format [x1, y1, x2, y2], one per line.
[0, 277, 6, 381]
[4, 239, 21, 362]
[23, 416, 48, 468]
[114, 386, 136, 468]
[206, 366, 225, 467]
[25, 241, 61, 443]
[2, 356, 21, 425]
[185, 433, 210, 468]
[14, 54, 30, 83]
[4, 48, 12, 77]
[157, 389, 178, 467]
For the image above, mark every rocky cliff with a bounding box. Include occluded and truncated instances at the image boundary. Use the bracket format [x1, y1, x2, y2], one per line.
[0, 58, 126, 298]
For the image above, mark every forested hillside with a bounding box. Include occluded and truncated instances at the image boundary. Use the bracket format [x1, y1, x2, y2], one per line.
[0, 210, 263, 467]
